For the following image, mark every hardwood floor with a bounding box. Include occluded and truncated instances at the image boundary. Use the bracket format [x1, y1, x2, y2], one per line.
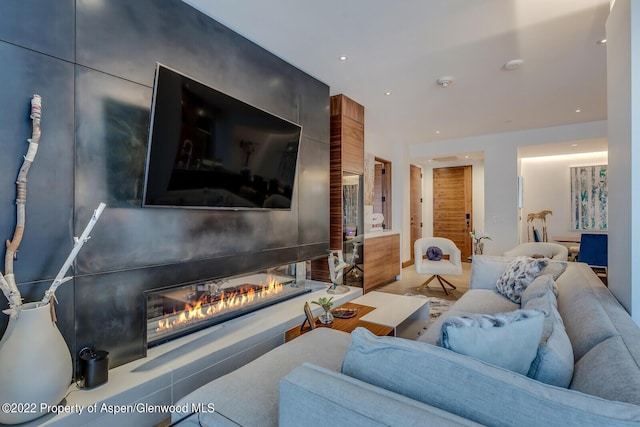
[375, 262, 471, 302]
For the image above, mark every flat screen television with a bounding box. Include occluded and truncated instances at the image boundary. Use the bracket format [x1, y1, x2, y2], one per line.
[142, 63, 302, 210]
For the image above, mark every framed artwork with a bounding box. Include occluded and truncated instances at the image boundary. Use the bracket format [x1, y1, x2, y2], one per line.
[570, 165, 607, 230]
[301, 302, 316, 331]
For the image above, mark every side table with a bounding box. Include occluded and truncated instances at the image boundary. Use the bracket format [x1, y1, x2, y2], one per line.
[284, 302, 393, 342]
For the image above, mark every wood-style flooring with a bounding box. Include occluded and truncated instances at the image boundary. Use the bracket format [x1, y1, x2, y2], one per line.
[375, 262, 471, 302]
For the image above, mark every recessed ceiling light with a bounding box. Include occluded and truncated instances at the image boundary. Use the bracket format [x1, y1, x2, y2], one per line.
[435, 130, 440, 134]
[597, 38, 607, 45]
[464, 155, 469, 159]
[575, 109, 581, 113]
[339, 55, 348, 61]
[571, 144, 578, 147]
[437, 77, 454, 87]
[384, 91, 392, 96]
[503, 59, 524, 71]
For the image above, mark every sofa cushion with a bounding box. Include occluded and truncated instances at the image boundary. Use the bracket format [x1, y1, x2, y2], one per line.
[174, 328, 352, 427]
[342, 328, 640, 427]
[416, 290, 519, 345]
[555, 264, 620, 360]
[571, 336, 640, 405]
[523, 290, 574, 388]
[496, 256, 549, 303]
[469, 255, 512, 290]
[440, 310, 544, 375]
[280, 363, 482, 427]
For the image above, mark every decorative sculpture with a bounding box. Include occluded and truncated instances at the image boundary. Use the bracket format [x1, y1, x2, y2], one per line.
[0, 95, 106, 314]
[527, 210, 553, 242]
[327, 250, 350, 294]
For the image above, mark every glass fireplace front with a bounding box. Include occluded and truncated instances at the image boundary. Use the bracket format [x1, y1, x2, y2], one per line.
[145, 267, 309, 347]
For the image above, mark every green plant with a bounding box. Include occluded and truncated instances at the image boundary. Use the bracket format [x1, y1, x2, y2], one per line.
[312, 296, 334, 312]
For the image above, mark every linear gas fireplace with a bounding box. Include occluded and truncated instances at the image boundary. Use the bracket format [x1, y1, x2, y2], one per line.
[144, 268, 310, 347]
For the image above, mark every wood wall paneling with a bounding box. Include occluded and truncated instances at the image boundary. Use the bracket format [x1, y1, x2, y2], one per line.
[364, 234, 400, 292]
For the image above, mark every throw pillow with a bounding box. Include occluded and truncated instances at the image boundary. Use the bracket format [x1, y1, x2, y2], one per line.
[427, 246, 443, 261]
[468, 255, 513, 290]
[523, 290, 574, 388]
[439, 310, 545, 375]
[541, 261, 568, 281]
[520, 274, 558, 307]
[496, 256, 549, 304]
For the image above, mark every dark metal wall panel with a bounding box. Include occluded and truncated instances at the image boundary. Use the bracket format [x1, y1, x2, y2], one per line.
[298, 137, 330, 245]
[0, 0, 75, 61]
[75, 245, 301, 369]
[75, 0, 300, 126]
[74, 65, 302, 273]
[0, 42, 75, 283]
[295, 74, 331, 144]
[1, 0, 330, 372]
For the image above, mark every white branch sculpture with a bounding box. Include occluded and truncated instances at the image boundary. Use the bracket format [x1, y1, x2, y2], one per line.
[0, 95, 106, 317]
[41, 203, 106, 305]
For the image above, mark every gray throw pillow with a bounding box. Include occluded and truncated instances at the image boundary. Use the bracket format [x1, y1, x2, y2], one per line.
[520, 274, 558, 307]
[496, 256, 549, 303]
[523, 289, 574, 388]
[439, 310, 545, 375]
[541, 261, 568, 280]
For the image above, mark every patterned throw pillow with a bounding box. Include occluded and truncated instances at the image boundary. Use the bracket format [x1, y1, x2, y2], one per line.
[427, 246, 443, 261]
[496, 256, 549, 304]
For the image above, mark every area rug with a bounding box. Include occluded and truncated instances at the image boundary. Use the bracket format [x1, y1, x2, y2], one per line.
[404, 294, 455, 327]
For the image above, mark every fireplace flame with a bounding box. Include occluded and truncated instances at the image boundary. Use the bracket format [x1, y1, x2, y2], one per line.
[155, 276, 284, 333]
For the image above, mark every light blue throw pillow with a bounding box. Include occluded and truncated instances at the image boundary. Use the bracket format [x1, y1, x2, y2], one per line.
[523, 288, 574, 387]
[439, 310, 545, 375]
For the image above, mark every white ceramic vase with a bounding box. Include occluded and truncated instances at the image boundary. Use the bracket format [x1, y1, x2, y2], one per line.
[0, 302, 72, 424]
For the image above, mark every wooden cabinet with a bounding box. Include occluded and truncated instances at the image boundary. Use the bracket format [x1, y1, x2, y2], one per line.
[310, 94, 365, 282]
[364, 233, 400, 292]
[331, 94, 364, 175]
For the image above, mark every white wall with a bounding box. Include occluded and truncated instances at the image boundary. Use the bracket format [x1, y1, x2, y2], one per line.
[420, 159, 485, 242]
[607, 0, 639, 322]
[408, 121, 607, 256]
[520, 152, 608, 243]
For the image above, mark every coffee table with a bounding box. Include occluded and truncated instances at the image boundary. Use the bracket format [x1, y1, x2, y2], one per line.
[350, 291, 430, 339]
[284, 291, 430, 342]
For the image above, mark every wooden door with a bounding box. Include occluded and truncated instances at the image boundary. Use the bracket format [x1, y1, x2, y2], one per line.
[409, 164, 423, 265]
[433, 166, 472, 260]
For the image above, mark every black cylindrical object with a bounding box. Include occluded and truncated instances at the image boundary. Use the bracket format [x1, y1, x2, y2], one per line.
[80, 349, 109, 389]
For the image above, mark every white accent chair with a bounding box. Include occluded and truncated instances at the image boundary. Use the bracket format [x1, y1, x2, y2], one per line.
[503, 242, 568, 261]
[414, 237, 462, 295]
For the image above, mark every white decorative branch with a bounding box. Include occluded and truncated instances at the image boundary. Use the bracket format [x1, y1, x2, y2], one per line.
[0, 95, 42, 309]
[40, 202, 106, 305]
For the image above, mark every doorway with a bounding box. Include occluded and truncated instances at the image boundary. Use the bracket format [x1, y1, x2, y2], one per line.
[433, 166, 473, 260]
[409, 164, 423, 266]
[372, 157, 392, 230]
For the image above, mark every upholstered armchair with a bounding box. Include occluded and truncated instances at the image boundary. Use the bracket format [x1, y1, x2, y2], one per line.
[503, 242, 568, 261]
[414, 237, 462, 295]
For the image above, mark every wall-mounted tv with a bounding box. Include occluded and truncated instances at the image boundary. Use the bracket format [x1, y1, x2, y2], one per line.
[142, 63, 302, 210]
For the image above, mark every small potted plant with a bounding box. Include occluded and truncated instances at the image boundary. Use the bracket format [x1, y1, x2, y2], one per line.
[470, 229, 491, 255]
[312, 296, 334, 324]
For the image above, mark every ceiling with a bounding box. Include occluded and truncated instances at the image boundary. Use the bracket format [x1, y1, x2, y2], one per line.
[183, 0, 610, 154]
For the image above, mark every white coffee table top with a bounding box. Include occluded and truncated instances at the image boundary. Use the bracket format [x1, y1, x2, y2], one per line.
[351, 291, 429, 329]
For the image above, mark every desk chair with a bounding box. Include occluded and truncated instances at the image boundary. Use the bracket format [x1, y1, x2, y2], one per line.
[414, 237, 462, 295]
[577, 234, 608, 283]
